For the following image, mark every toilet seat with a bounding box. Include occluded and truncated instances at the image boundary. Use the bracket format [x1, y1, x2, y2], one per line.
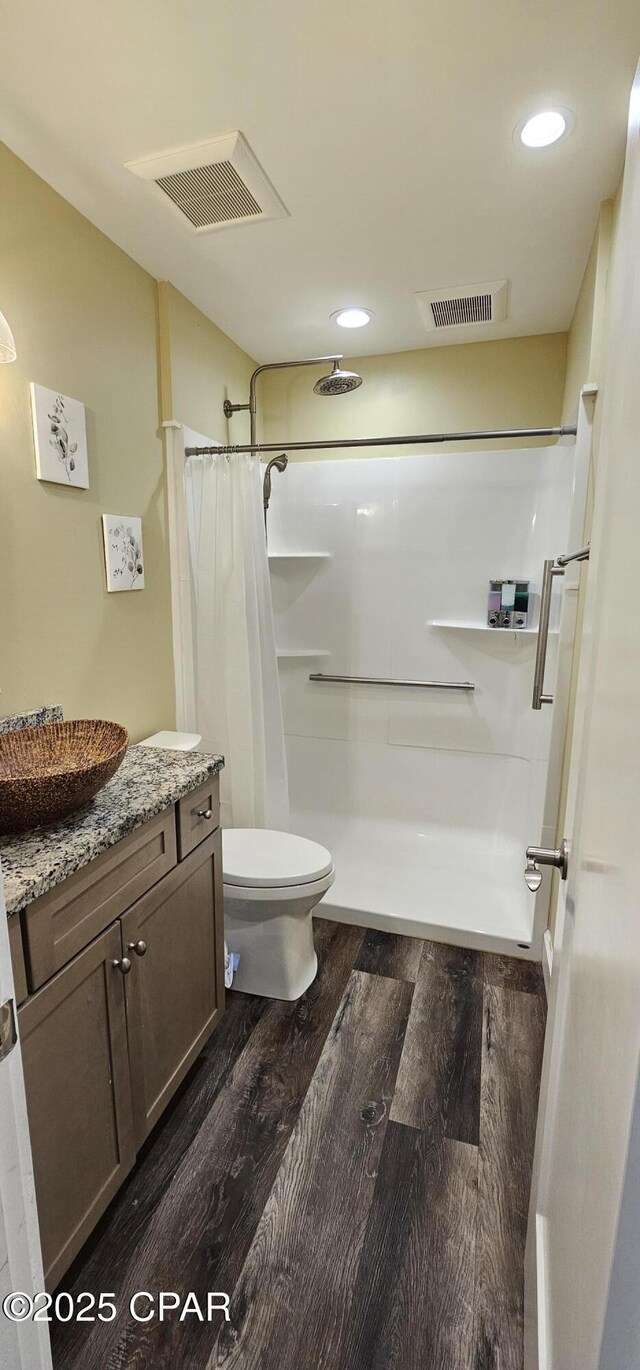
[222, 870, 334, 904]
[222, 829, 333, 889]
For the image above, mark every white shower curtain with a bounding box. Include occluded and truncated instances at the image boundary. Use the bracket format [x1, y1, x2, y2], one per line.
[185, 448, 289, 832]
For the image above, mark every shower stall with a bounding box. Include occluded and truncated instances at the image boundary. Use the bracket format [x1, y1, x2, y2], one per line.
[177, 363, 590, 962]
[265, 441, 580, 959]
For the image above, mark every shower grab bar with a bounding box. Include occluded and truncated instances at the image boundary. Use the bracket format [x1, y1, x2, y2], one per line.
[556, 544, 590, 567]
[308, 673, 475, 691]
[532, 560, 565, 709]
[532, 545, 591, 709]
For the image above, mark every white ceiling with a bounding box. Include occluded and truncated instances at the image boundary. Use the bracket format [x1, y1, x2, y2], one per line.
[2, 1, 639, 363]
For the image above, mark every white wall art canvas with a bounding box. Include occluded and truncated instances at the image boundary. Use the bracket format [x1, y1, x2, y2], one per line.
[102, 515, 145, 592]
[30, 383, 89, 488]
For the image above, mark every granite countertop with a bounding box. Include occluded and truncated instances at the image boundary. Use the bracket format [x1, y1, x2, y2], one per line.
[0, 744, 224, 916]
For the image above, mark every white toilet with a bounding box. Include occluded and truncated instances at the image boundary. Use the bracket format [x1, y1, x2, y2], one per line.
[138, 732, 334, 1002]
[223, 829, 335, 1000]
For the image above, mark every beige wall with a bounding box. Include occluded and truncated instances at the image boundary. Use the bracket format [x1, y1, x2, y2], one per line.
[562, 200, 615, 426]
[158, 281, 255, 449]
[262, 332, 568, 459]
[0, 142, 175, 740]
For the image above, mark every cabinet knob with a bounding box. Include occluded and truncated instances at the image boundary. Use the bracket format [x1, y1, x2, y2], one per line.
[127, 940, 147, 957]
[112, 957, 132, 975]
[197, 808, 213, 820]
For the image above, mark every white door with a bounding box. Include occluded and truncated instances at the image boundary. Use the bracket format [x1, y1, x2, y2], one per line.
[525, 62, 640, 1370]
[0, 871, 51, 1370]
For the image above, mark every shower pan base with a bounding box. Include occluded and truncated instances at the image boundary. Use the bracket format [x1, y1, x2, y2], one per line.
[292, 810, 536, 960]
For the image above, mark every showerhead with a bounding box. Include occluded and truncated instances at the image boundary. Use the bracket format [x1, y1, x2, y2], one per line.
[313, 361, 362, 396]
[263, 452, 288, 507]
[262, 453, 288, 538]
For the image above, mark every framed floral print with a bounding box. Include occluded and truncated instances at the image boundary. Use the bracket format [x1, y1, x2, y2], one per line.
[30, 384, 89, 488]
[102, 515, 145, 592]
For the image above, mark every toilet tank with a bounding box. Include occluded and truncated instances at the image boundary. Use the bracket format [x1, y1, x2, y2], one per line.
[138, 730, 202, 751]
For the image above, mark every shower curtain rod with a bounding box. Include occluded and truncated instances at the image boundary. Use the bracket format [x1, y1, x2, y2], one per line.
[184, 424, 577, 458]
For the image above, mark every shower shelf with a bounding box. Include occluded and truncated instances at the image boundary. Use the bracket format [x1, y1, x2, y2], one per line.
[427, 619, 556, 636]
[268, 551, 332, 561]
[276, 648, 331, 658]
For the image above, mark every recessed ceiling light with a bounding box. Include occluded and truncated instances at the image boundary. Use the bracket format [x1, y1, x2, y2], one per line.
[332, 307, 374, 329]
[517, 108, 572, 148]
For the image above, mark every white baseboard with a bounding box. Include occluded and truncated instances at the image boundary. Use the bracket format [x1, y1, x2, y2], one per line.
[542, 929, 553, 998]
[525, 1211, 550, 1370]
[536, 1213, 550, 1370]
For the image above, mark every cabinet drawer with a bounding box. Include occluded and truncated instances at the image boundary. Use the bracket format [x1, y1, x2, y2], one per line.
[9, 916, 28, 1005]
[18, 923, 135, 1290]
[176, 774, 220, 859]
[23, 808, 177, 991]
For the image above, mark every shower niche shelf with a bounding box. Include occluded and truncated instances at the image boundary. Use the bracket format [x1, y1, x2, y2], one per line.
[276, 648, 331, 659]
[268, 552, 332, 562]
[427, 619, 553, 637]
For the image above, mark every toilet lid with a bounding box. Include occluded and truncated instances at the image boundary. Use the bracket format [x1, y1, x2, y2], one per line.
[222, 829, 333, 888]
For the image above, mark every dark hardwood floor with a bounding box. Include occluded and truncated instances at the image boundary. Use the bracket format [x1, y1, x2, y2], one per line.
[51, 921, 545, 1370]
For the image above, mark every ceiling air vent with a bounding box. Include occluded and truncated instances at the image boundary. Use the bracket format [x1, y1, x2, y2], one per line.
[125, 132, 288, 234]
[416, 280, 508, 332]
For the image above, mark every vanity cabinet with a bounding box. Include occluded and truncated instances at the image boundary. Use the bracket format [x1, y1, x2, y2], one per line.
[13, 777, 224, 1290]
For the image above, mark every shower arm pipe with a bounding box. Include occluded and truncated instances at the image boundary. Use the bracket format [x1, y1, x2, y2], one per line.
[223, 355, 345, 452]
[185, 424, 577, 459]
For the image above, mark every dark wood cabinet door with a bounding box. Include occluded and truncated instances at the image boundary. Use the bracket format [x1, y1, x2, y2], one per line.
[18, 924, 135, 1290]
[121, 829, 224, 1148]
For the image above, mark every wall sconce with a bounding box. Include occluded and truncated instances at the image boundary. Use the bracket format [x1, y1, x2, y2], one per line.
[0, 310, 17, 363]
